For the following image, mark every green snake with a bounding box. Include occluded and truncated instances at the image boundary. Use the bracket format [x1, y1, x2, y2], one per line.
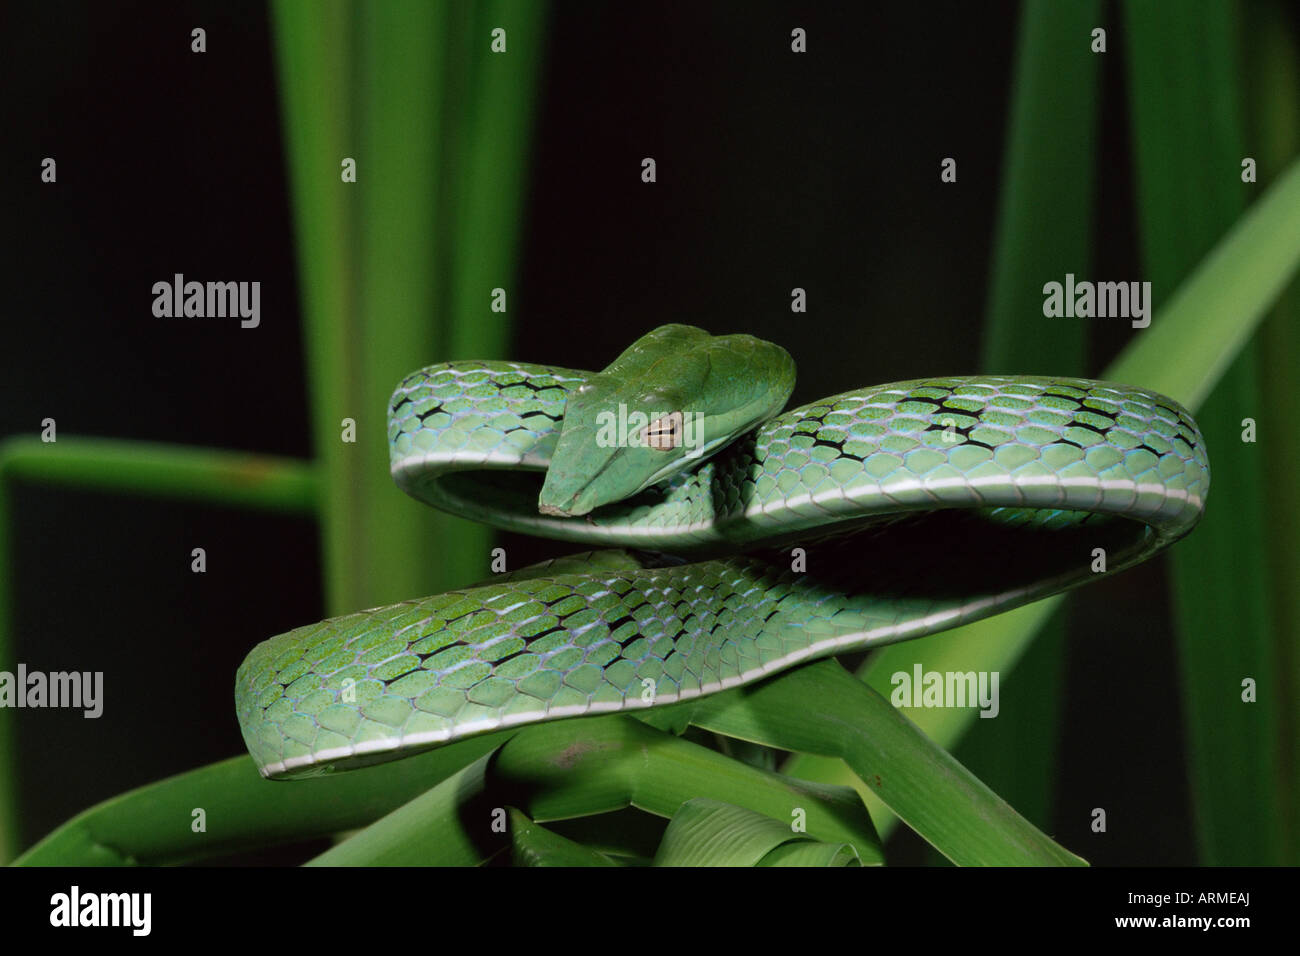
[235, 324, 1210, 779]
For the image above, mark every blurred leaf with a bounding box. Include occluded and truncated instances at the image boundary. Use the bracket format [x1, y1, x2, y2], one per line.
[1248, 0, 1300, 863]
[0, 438, 316, 514]
[983, 0, 1099, 371]
[1124, 0, 1284, 865]
[959, 0, 1100, 843]
[273, 0, 541, 613]
[272, 0, 362, 614]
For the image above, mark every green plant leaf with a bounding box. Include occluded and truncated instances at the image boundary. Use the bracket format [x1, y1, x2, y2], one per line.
[959, 0, 1100, 844]
[273, 0, 539, 615]
[12, 734, 509, 866]
[1124, 0, 1288, 864]
[0, 438, 318, 862]
[542, 807, 666, 864]
[758, 840, 861, 867]
[507, 808, 616, 866]
[0, 438, 317, 514]
[652, 798, 860, 867]
[689, 660, 1084, 865]
[654, 798, 796, 866]
[1248, 0, 1300, 863]
[784, 153, 1300, 841]
[309, 714, 882, 866]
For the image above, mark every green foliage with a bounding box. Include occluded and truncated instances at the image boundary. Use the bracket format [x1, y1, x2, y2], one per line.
[14, 735, 508, 866]
[305, 714, 881, 866]
[653, 799, 862, 867]
[784, 4, 1300, 865]
[7, 3, 1300, 867]
[273, 0, 543, 614]
[1123, 0, 1296, 864]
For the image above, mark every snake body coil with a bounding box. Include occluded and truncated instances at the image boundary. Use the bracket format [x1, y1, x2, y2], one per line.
[236, 327, 1209, 778]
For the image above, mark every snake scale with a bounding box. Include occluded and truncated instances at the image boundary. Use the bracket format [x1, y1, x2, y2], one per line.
[235, 325, 1209, 778]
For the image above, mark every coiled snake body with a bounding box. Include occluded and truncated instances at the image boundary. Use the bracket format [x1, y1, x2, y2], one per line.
[236, 325, 1209, 778]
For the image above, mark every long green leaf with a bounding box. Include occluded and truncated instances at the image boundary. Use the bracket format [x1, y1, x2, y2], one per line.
[959, 0, 1099, 841]
[277, 0, 458, 613]
[0, 438, 316, 513]
[424, 0, 547, 573]
[274, 1, 538, 614]
[272, 0, 359, 614]
[1124, 0, 1282, 864]
[350, 0, 459, 612]
[784, 603, 1061, 840]
[688, 660, 1084, 866]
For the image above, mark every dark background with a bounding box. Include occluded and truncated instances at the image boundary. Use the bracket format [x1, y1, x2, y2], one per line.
[1, 1, 1202, 863]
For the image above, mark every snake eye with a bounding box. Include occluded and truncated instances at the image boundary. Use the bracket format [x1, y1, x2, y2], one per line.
[642, 412, 683, 450]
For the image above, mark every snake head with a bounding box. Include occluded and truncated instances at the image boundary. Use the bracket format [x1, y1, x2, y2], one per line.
[538, 324, 796, 517]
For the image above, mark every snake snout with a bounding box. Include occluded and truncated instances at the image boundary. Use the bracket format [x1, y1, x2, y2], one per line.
[538, 471, 599, 517]
[538, 497, 584, 518]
